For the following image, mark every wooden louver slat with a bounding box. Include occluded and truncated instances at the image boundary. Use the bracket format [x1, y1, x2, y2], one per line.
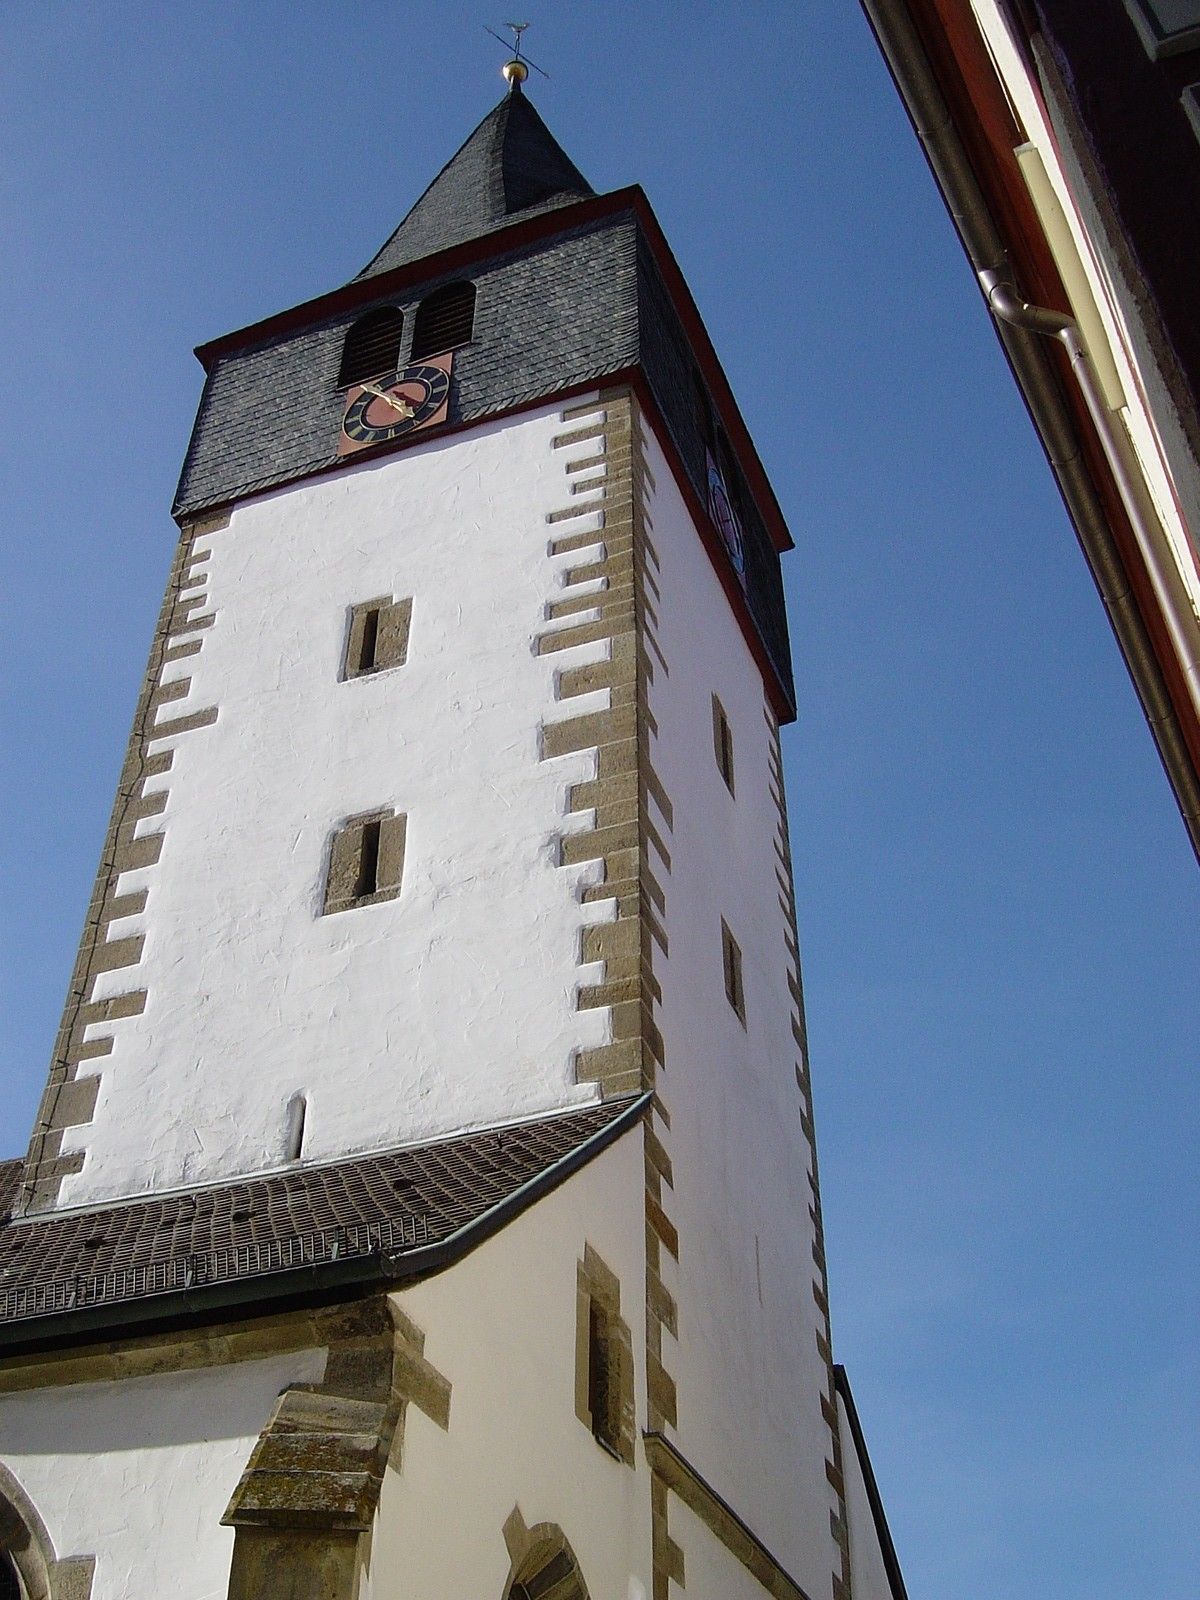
[410, 281, 476, 360]
[338, 307, 405, 387]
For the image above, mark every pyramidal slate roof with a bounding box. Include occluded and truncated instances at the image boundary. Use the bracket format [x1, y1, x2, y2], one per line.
[356, 86, 594, 279]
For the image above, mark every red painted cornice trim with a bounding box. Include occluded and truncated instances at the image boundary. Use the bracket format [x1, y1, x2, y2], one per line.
[192, 186, 795, 559]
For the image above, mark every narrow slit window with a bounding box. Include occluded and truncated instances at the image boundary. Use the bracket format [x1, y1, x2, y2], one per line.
[722, 918, 746, 1025]
[587, 1299, 615, 1450]
[410, 281, 476, 360]
[712, 694, 735, 795]
[575, 1247, 634, 1465]
[355, 818, 381, 900]
[337, 306, 405, 388]
[284, 1093, 307, 1161]
[358, 606, 381, 673]
[323, 810, 407, 914]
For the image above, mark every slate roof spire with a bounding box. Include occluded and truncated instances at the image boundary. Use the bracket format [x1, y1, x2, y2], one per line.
[355, 90, 594, 280]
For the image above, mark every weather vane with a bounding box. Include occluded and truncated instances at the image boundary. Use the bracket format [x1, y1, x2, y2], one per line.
[484, 21, 551, 89]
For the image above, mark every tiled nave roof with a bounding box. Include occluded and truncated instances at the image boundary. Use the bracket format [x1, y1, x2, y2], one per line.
[0, 1096, 645, 1344]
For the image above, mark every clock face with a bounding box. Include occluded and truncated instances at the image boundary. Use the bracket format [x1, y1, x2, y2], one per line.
[338, 354, 452, 457]
[705, 450, 746, 581]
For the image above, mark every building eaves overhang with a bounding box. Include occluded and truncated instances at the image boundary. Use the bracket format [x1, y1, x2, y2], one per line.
[190, 185, 794, 559]
[0, 1094, 649, 1359]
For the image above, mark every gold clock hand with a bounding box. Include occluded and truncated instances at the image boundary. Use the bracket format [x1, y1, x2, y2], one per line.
[358, 380, 415, 419]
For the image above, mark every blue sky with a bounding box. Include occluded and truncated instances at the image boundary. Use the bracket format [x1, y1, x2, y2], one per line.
[1, 4, 1197, 1598]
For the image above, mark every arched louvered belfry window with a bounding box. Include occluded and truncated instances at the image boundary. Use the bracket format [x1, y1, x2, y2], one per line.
[0, 1552, 21, 1600]
[409, 281, 476, 361]
[337, 306, 405, 388]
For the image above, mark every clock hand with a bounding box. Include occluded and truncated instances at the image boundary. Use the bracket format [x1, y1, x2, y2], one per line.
[358, 380, 415, 419]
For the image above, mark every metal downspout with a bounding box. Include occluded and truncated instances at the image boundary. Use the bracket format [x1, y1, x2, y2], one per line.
[979, 270, 1200, 743]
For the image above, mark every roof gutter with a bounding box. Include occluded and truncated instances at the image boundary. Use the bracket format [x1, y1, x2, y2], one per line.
[857, 0, 1200, 856]
[980, 269, 1200, 754]
[0, 1094, 651, 1360]
[833, 1366, 910, 1600]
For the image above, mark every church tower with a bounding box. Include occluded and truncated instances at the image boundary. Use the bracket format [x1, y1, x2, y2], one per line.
[0, 69, 906, 1600]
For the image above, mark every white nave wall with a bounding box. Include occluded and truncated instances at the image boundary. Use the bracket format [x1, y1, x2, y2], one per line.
[64, 400, 613, 1207]
[0, 1348, 325, 1600]
[374, 1132, 651, 1600]
[839, 1392, 899, 1600]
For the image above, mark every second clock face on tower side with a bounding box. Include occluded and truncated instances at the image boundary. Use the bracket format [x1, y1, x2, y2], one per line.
[338, 353, 453, 457]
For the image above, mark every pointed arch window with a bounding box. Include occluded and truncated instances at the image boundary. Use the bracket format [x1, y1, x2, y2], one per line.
[0, 1462, 93, 1600]
[410, 281, 476, 361]
[337, 306, 405, 388]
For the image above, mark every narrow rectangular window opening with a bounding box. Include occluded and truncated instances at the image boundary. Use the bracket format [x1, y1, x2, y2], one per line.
[358, 606, 381, 673]
[712, 694, 735, 795]
[343, 595, 412, 680]
[587, 1298, 616, 1450]
[722, 919, 746, 1025]
[322, 810, 405, 915]
[355, 819, 382, 900]
[575, 1249, 632, 1465]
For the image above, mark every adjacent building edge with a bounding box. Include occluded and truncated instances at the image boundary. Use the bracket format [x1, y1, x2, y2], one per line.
[858, 0, 1200, 863]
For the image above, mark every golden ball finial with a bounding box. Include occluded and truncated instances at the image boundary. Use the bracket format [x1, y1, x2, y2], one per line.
[501, 58, 528, 89]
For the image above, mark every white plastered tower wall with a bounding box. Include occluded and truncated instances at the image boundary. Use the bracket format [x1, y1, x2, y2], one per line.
[636, 424, 845, 1600]
[52, 400, 616, 1209]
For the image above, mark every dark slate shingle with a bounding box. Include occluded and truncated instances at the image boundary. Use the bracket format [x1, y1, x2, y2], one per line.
[356, 89, 594, 279]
